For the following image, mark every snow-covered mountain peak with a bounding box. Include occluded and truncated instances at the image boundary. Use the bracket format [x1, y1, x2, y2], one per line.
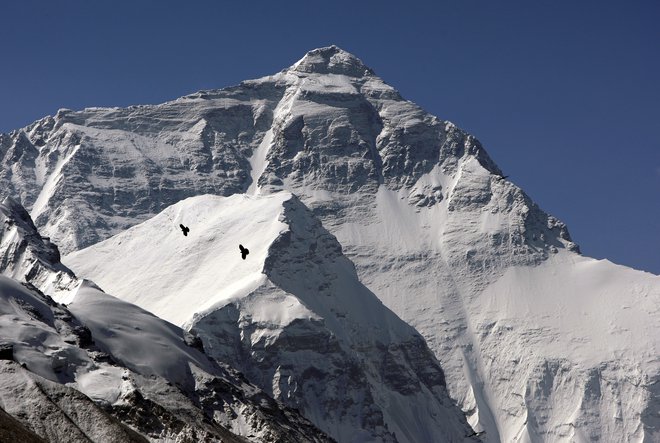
[289, 45, 375, 77]
[3, 46, 658, 442]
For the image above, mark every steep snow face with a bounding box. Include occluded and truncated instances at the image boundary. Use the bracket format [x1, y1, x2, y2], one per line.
[64, 193, 476, 443]
[5, 45, 658, 442]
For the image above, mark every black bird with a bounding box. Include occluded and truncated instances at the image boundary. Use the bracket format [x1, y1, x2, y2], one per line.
[179, 224, 190, 236]
[239, 244, 249, 260]
[496, 175, 509, 181]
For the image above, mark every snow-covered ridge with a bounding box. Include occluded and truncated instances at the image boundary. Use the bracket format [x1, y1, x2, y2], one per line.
[0, 199, 334, 442]
[64, 192, 476, 443]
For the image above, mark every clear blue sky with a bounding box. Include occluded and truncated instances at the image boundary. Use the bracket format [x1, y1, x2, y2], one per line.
[1, 1, 658, 274]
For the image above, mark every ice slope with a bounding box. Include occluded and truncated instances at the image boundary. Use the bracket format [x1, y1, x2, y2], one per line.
[4, 45, 659, 441]
[64, 192, 477, 443]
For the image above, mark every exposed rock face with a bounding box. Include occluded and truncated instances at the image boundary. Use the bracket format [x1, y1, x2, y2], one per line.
[0, 361, 150, 443]
[0, 404, 47, 443]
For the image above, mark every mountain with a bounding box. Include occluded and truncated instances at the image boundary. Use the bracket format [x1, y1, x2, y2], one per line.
[64, 192, 476, 443]
[0, 198, 335, 442]
[2, 45, 659, 442]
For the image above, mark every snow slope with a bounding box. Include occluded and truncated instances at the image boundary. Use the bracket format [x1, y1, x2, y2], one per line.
[64, 193, 289, 326]
[4, 45, 659, 442]
[65, 192, 476, 443]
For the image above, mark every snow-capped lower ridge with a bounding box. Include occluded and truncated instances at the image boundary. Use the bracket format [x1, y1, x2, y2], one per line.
[64, 192, 478, 443]
[0, 200, 334, 442]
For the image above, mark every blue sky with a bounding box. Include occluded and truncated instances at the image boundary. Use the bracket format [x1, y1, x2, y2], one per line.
[1, 1, 658, 274]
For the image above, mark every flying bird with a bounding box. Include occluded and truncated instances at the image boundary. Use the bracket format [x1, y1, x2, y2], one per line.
[496, 175, 509, 181]
[179, 224, 190, 236]
[239, 244, 249, 260]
